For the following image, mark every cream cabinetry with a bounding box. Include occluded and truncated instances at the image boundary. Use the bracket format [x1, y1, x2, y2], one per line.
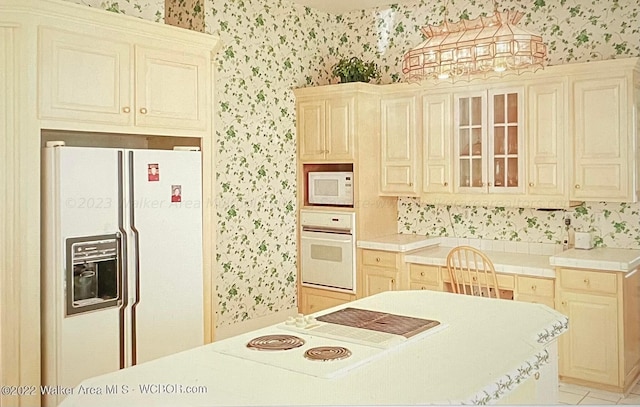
[422, 93, 453, 194]
[298, 286, 355, 315]
[297, 96, 354, 162]
[379, 93, 419, 195]
[526, 80, 569, 204]
[557, 267, 640, 393]
[453, 87, 525, 195]
[39, 26, 211, 135]
[570, 72, 639, 202]
[409, 264, 441, 291]
[359, 249, 406, 297]
[516, 275, 555, 308]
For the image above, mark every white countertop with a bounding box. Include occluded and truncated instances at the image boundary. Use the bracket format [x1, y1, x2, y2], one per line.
[405, 246, 557, 278]
[356, 234, 440, 252]
[60, 291, 567, 406]
[549, 247, 640, 271]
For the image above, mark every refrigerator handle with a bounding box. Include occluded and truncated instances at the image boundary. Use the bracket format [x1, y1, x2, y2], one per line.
[117, 152, 129, 370]
[128, 150, 141, 366]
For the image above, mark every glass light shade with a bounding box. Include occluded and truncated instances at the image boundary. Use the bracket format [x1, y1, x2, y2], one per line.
[403, 10, 547, 82]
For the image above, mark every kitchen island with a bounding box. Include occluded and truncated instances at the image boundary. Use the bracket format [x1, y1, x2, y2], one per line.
[59, 290, 567, 406]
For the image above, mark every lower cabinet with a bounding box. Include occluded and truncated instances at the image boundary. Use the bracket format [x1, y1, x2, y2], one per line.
[298, 286, 355, 315]
[556, 267, 640, 393]
[359, 249, 405, 298]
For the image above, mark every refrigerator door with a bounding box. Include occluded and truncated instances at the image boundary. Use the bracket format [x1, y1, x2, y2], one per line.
[42, 146, 123, 403]
[126, 149, 204, 365]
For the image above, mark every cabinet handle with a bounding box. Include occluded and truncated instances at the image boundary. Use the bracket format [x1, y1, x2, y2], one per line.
[531, 285, 537, 291]
[583, 278, 590, 285]
[472, 276, 477, 282]
[575, 184, 581, 189]
[391, 279, 395, 284]
[421, 286, 426, 290]
[375, 257, 381, 262]
[409, 182, 413, 187]
[534, 372, 540, 380]
[561, 301, 567, 306]
[420, 272, 425, 277]
[444, 182, 449, 187]
[140, 107, 148, 114]
[487, 182, 492, 187]
[529, 182, 534, 187]
[122, 107, 131, 113]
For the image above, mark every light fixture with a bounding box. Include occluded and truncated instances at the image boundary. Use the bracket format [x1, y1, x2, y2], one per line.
[402, 4, 547, 82]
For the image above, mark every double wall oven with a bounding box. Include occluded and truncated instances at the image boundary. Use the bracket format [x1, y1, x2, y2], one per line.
[299, 210, 356, 293]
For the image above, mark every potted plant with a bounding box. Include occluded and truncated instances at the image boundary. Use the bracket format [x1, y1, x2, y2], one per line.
[331, 57, 381, 83]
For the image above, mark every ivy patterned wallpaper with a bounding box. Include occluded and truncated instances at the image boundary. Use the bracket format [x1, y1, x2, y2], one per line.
[62, 0, 640, 328]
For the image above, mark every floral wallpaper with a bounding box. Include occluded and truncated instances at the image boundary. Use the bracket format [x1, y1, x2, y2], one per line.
[60, 0, 640, 328]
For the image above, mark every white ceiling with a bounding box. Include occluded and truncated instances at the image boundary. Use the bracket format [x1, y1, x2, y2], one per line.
[292, 0, 416, 14]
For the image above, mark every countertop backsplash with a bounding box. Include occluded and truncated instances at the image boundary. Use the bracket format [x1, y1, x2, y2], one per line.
[398, 199, 640, 250]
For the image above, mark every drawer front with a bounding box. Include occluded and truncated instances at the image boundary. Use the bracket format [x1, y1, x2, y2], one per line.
[517, 276, 554, 297]
[559, 268, 617, 294]
[517, 294, 555, 309]
[441, 268, 515, 289]
[361, 249, 397, 268]
[410, 264, 440, 285]
[409, 282, 441, 292]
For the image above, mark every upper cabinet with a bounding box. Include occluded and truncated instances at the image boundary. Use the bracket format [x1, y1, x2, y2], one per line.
[379, 93, 419, 196]
[297, 95, 355, 162]
[453, 87, 525, 195]
[422, 93, 452, 194]
[38, 24, 215, 137]
[570, 72, 638, 202]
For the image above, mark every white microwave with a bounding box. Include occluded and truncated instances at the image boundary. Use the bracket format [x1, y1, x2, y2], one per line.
[308, 172, 354, 206]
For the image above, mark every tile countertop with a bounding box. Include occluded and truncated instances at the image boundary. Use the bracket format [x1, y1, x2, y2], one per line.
[404, 246, 557, 278]
[356, 234, 441, 253]
[549, 247, 640, 272]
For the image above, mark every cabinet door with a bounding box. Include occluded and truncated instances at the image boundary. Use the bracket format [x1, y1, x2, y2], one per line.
[297, 100, 326, 161]
[325, 97, 354, 161]
[422, 93, 452, 194]
[527, 81, 567, 198]
[39, 27, 132, 125]
[363, 268, 399, 297]
[558, 291, 619, 386]
[571, 76, 630, 201]
[454, 92, 486, 193]
[134, 46, 208, 131]
[488, 88, 524, 194]
[380, 95, 418, 195]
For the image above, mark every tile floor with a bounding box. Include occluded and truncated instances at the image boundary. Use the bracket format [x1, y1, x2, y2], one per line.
[559, 379, 640, 405]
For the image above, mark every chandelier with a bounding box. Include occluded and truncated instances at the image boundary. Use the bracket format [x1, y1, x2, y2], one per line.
[402, 8, 547, 82]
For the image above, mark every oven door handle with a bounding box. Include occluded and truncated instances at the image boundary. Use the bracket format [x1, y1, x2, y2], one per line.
[301, 226, 352, 235]
[301, 230, 353, 243]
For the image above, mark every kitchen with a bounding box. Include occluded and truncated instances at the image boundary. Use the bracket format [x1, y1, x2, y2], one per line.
[1, 0, 640, 405]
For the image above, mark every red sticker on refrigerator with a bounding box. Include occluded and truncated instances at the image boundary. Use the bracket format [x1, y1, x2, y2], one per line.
[148, 164, 159, 181]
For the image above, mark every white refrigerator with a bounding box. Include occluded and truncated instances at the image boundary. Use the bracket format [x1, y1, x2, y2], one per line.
[41, 143, 204, 406]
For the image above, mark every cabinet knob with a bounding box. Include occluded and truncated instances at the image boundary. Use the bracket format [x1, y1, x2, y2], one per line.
[140, 107, 148, 114]
[421, 286, 426, 290]
[529, 182, 534, 187]
[575, 184, 581, 189]
[375, 257, 381, 262]
[487, 182, 492, 187]
[409, 182, 413, 187]
[531, 285, 537, 291]
[534, 372, 540, 380]
[561, 301, 567, 306]
[472, 276, 477, 282]
[122, 106, 131, 113]
[420, 272, 425, 277]
[444, 182, 449, 187]
[583, 278, 590, 285]
[391, 279, 395, 284]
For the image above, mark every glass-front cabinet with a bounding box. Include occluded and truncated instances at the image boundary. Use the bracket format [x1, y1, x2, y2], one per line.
[454, 88, 524, 194]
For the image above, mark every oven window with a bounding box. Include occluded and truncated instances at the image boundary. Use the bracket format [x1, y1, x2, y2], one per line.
[310, 244, 343, 262]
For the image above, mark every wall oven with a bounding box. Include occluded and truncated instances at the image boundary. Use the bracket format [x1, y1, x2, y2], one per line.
[299, 210, 355, 293]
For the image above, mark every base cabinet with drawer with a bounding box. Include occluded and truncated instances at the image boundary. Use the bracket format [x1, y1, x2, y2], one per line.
[298, 286, 355, 315]
[516, 275, 555, 308]
[358, 249, 409, 298]
[556, 267, 640, 393]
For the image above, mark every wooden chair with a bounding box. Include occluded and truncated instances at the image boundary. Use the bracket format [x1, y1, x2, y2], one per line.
[445, 246, 500, 299]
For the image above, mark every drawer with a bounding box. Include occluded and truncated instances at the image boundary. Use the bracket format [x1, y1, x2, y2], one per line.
[517, 294, 555, 309]
[517, 276, 554, 297]
[409, 264, 440, 285]
[559, 268, 617, 295]
[361, 249, 397, 268]
[441, 268, 515, 289]
[409, 282, 440, 292]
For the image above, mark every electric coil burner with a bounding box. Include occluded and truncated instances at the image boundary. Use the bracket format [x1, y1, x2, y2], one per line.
[304, 346, 352, 361]
[246, 335, 305, 351]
